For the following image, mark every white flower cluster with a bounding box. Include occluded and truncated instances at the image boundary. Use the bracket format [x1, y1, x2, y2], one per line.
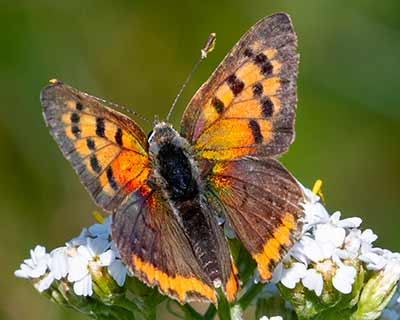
[272, 183, 400, 297]
[15, 216, 130, 296]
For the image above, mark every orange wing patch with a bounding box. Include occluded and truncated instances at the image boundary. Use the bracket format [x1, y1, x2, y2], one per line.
[253, 212, 295, 280]
[41, 81, 150, 212]
[132, 255, 217, 303]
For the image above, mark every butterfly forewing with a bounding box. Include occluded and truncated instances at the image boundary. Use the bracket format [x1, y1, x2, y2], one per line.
[181, 13, 298, 160]
[41, 81, 150, 212]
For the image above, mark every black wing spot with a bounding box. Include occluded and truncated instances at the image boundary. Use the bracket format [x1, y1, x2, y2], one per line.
[248, 120, 263, 144]
[115, 128, 123, 146]
[226, 74, 244, 96]
[96, 118, 105, 138]
[71, 125, 81, 138]
[70, 112, 80, 123]
[252, 82, 263, 97]
[254, 53, 273, 77]
[90, 155, 102, 173]
[76, 101, 83, 111]
[244, 48, 254, 58]
[87, 138, 96, 151]
[211, 97, 224, 114]
[261, 97, 274, 118]
[106, 167, 118, 191]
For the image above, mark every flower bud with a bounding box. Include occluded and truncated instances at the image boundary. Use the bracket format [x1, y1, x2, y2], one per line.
[352, 261, 400, 320]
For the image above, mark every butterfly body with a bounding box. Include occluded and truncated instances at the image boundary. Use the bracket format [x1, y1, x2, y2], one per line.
[147, 122, 231, 287]
[41, 13, 305, 304]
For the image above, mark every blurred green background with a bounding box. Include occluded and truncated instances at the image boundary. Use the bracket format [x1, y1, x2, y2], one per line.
[1, 0, 399, 319]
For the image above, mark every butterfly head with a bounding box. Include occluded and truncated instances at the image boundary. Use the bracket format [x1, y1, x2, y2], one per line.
[148, 122, 183, 156]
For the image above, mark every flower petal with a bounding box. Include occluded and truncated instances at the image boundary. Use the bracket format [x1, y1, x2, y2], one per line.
[86, 237, 110, 256]
[67, 256, 88, 282]
[99, 249, 115, 267]
[35, 273, 54, 292]
[302, 269, 323, 296]
[50, 247, 69, 280]
[108, 260, 128, 286]
[281, 263, 307, 289]
[73, 274, 93, 296]
[315, 224, 345, 248]
[332, 265, 356, 294]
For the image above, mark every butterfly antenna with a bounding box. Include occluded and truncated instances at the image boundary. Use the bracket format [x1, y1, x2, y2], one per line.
[83, 92, 151, 124]
[165, 32, 217, 122]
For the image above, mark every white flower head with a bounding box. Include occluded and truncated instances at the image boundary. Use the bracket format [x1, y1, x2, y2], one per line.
[15, 245, 50, 279]
[14, 245, 54, 292]
[67, 237, 113, 296]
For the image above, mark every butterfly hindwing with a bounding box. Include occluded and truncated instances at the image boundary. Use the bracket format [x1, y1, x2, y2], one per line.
[181, 13, 298, 160]
[41, 81, 150, 212]
[205, 157, 304, 281]
[112, 184, 238, 303]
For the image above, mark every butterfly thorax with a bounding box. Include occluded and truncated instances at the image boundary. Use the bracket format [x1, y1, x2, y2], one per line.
[149, 123, 223, 285]
[148, 123, 200, 201]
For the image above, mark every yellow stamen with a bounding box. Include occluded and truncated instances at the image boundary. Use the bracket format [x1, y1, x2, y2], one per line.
[92, 211, 104, 224]
[312, 179, 325, 202]
[48, 78, 58, 84]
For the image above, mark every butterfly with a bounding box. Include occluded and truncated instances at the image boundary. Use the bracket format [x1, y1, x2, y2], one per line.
[40, 12, 304, 304]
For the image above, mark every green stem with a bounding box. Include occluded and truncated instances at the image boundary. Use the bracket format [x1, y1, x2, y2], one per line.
[237, 282, 264, 310]
[203, 304, 217, 320]
[217, 288, 232, 320]
[114, 297, 140, 311]
[180, 303, 204, 320]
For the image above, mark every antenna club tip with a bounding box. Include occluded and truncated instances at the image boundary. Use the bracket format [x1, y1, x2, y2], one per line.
[201, 32, 217, 59]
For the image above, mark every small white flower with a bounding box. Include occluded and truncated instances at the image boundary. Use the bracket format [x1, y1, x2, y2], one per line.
[360, 248, 388, 271]
[14, 245, 55, 292]
[331, 211, 362, 229]
[67, 237, 113, 296]
[302, 268, 324, 296]
[297, 235, 336, 264]
[15, 245, 50, 279]
[314, 222, 345, 248]
[360, 229, 378, 252]
[313, 211, 361, 249]
[280, 262, 307, 289]
[332, 265, 357, 294]
[49, 247, 69, 280]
